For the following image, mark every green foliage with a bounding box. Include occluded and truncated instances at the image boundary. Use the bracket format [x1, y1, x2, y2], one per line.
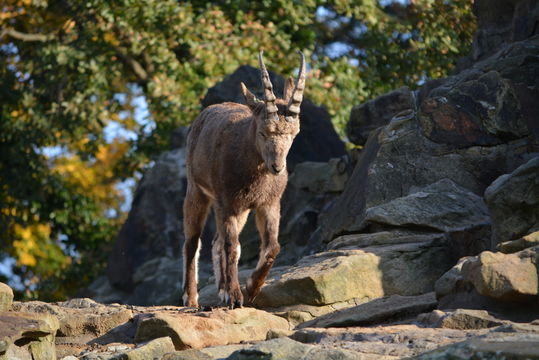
[0, 0, 475, 299]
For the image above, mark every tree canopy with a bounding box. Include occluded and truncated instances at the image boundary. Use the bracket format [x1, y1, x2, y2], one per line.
[0, 0, 475, 300]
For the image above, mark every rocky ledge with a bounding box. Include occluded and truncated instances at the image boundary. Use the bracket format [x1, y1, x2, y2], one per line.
[2, 282, 539, 359]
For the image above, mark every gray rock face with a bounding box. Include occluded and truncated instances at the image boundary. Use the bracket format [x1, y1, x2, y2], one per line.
[106, 149, 190, 291]
[315, 36, 539, 246]
[346, 87, 414, 146]
[471, 0, 539, 60]
[485, 156, 539, 245]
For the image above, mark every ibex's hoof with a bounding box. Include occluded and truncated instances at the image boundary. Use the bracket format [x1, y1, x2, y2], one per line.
[182, 293, 199, 308]
[226, 288, 244, 309]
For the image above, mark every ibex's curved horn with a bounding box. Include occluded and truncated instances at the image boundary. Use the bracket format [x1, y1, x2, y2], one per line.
[287, 51, 306, 119]
[258, 51, 278, 115]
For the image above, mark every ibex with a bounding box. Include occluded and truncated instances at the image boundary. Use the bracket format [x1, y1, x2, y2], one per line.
[182, 51, 306, 308]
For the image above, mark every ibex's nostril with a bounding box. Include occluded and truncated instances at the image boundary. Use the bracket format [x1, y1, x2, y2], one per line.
[271, 164, 282, 174]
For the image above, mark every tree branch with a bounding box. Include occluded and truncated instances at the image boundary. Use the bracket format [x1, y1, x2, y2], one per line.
[115, 48, 149, 82]
[0, 28, 55, 42]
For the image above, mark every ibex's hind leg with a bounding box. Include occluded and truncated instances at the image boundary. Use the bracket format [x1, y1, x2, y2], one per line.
[247, 204, 281, 303]
[182, 184, 210, 308]
[211, 233, 226, 302]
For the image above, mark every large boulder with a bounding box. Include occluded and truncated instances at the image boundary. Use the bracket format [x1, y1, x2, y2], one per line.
[0, 311, 59, 360]
[0, 283, 13, 312]
[134, 307, 289, 350]
[435, 245, 539, 321]
[202, 64, 346, 170]
[485, 156, 539, 245]
[253, 231, 455, 309]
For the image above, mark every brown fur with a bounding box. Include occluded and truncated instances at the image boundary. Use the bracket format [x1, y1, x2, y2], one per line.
[182, 53, 305, 308]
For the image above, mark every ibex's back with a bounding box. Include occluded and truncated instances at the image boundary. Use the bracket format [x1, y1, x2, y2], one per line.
[182, 51, 306, 308]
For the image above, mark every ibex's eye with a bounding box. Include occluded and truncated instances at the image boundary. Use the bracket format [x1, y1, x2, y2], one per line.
[259, 132, 266, 139]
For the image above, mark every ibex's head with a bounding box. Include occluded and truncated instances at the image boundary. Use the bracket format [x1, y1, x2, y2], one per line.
[241, 51, 306, 175]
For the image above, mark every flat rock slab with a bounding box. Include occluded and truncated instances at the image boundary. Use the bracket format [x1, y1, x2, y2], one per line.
[135, 307, 290, 350]
[298, 293, 437, 328]
[12, 298, 133, 337]
[292, 324, 491, 359]
[410, 331, 539, 359]
[226, 337, 360, 360]
[418, 309, 506, 330]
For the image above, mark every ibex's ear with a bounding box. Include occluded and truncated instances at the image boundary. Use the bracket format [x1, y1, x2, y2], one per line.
[283, 77, 295, 102]
[240, 82, 259, 110]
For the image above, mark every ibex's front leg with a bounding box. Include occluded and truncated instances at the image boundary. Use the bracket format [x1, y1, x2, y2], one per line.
[213, 210, 249, 305]
[215, 208, 248, 308]
[182, 184, 210, 308]
[247, 203, 281, 303]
